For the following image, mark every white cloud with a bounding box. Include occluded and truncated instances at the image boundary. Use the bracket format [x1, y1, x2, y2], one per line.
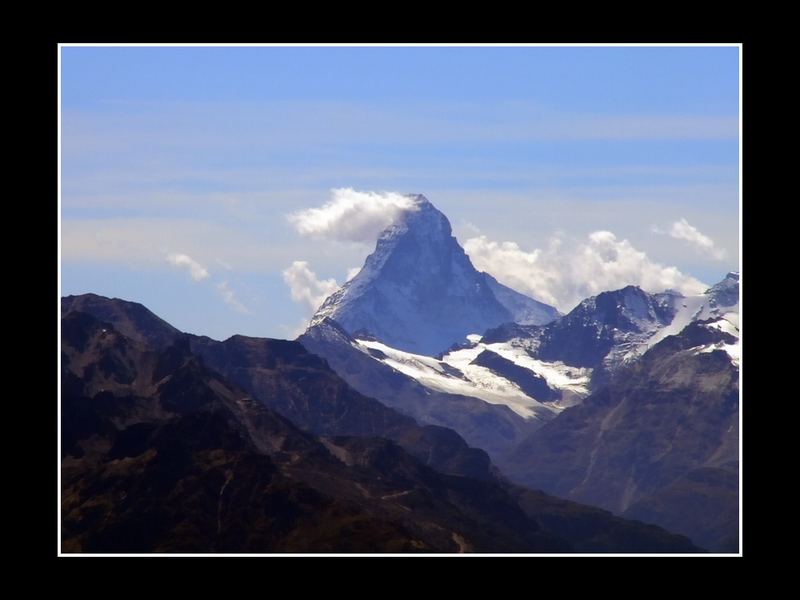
[346, 266, 361, 281]
[165, 254, 252, 314]
[667, 218, 725, 259]
[463, 231, 708, 313]
[282, 261, 340, 312]
[288, 188, 420, 243]
[166, 253, 210, 281]
[216, 281, 251, 314]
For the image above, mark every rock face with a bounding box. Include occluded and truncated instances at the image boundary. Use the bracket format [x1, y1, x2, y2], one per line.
[60, 296, 700, 553]
[310, 195, 558, 356]
[60, 310, 555, 552]
[481, 273, 740, 381]
[62, 295, 493, 482]
[187, 332, 493, 481]
[501, 317, 739, 552]
[483, 285, 680, 373]
[623, 467, 739, 553]
[707, 271, 739, 309]
[62, 292, 180, 349]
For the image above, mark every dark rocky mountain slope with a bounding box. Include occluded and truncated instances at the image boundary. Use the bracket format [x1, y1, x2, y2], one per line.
[61, 310, 561, 552]
[62, 294, 492, 482]
[501, 318, 739, 551]
[61, 296, 700, 553]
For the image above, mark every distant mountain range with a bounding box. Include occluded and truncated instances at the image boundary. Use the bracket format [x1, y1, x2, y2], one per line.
[60, 194, 738, 553]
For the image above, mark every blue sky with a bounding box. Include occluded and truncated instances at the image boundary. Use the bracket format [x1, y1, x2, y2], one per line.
[61, 45, 740, 340]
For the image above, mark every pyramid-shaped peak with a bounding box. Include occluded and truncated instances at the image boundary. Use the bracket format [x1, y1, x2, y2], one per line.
[403, 192, 430, 204]
[310, 194, 559, 355]
[398, 193, 444, 219]
[382, 194, 452, 241]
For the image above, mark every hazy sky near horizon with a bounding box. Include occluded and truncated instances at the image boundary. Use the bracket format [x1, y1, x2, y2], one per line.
[61, 45, 740, 341]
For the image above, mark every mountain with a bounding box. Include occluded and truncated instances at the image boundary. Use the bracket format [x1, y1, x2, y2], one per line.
[310, 195, 558, 356]
[623, 467, 738, 553]
[304, 239, 738, 467]
[301, 273, 740, 552]
[482, 285, 679, 374]
[61, 301, 699, 553]
[299, 318, 545, 459]
[300, 287, 674, 460]
[62, 292, 180, 349]
[62, 294, 492, 482]
[707, 271, 739, 310]
[508, 485, 703, 553]
[501, 316, 739, 551]
[61, 310, 559, 552]
[187, 332, 493, 481]
[485, 273, 739, 370]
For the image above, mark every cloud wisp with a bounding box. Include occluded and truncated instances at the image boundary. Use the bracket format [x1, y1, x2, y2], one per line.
[463, 230, 708, 312]
[663, 218, 726, 260]
[282, 261, 340, 312]
[166, 253, 210, 281]
[216, 281, 252, 314]
[288, 188, 420, 243]
[165, 252, 251, 315]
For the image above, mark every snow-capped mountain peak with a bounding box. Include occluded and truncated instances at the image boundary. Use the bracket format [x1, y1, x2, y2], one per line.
[706, 271, 739, 310]
[310, 194, 558, 355]
[575, 285, 676, 332]
[478, 273, 740, 373]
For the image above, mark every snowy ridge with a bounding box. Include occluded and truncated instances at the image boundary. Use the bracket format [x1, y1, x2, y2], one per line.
[352, 333, 592, 420]
[686, 314, 740, 367]
[623, 272, 740, 363]
[342, 274, 740, 419]
[481, 285, 679, 372]
[468, 339, 592, 407]
[695, 342, 740, 366]
[631, 294, 707, 357]
[474, 274, 739, 377]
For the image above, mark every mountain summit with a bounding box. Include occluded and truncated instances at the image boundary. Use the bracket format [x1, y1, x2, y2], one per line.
[310, 194, 558, 355]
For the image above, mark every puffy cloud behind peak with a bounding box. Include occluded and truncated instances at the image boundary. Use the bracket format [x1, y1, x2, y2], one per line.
[464, 231, 707, 312]
[288, 188, 420, 243]
[282, 261, 340, 312]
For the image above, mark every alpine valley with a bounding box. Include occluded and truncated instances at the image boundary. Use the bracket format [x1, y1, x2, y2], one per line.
[61, 194, 739, 553]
